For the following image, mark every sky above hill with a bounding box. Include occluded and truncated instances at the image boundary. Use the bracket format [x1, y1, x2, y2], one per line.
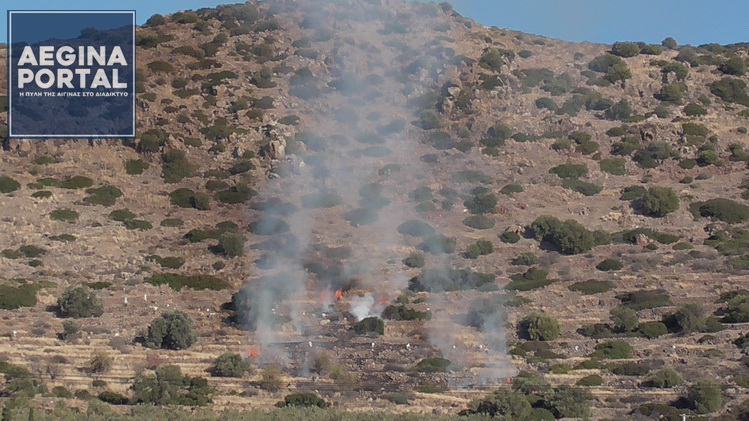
[1, 0, 748, 46]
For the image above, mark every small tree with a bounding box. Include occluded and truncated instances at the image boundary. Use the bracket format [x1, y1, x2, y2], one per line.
[687, 380, 723, 414]
[87, 353, 112, 374]
[213, 352, 252, 377]
[672, 303, 706, 333]
[276, 392, 329, 408]
[465, 389, 532, 418]
[520, 313, 560, 341]
[57, 287, 103, 318]
[641, 186, 679, 217]
[146, 310, 197, 350]
[60, 320, 81, 341]
[259, 365, 283, 392]
[218, 232, 245, 257]
[610, 306, 639, 332]
[646, 368, 684, 388]
[545, 385, 592, 419]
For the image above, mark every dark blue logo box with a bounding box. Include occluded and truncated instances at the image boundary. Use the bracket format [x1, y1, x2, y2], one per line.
[8, 11, 135, 138]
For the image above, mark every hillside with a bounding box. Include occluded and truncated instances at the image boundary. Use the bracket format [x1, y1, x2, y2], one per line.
[1, 1, 749, 419]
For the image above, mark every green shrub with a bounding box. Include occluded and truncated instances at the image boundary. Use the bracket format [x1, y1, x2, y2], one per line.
[711, 78, 749, 106]
[216, 184, 256, 204]
[124, 219, 152, 231]
[108, 208, 135, 222]
[610, 362, 650, 376]
[0, 283, 38, 310]
[169, 188, 210, 210]
[146, 273, 229, 291]
[464, 239, 494, 259]
[217, 232, 245, 257]
[146, 310, 197, 350]
[599, 158, 626, 175]
[617, 289, 672, 310]
[50, 208, 78, 222]
[398, 220, 435, 237]
[691, 198, 749, 223]
[611, 42, 640, 57]
[641, 186, 679, 217]
[499, 230, 520, 244]
[382, 303, 431, 321]
[132, 365, 211, 406]
[684, 103, 708, 116]
[213, 352, 252, 378]
[98, 391, 129, 405]
[530, 216, 597, 255]
[568, 279, 613, 295]
[687, 380, 723, 414]
[549, 163, 587, 179]
[352, 317, 384, 335]
[511, 252, 539, 267]
[465, 192, 497, 214]
[57, 287, 103, 318]
[0, 176, 21, 193]
[147, 60, 174, 73]
[160, 218, 184, 227]
[605, 99, 632, 120]
[562, 179, 602, 196]
[419, 234, 457, 254]
[545, 385, 592, 419]
[645, 368, 683, 388]
[84, 185, 123, 206]
[147, 255, 185, 269]
[638, 321, 668, 339]
[162, 149, 194, 184]
[589, 54, 625, 73]
[31, 190, 52, 199]
[60, 176, 93, 189]
[500, 184, 523, 195]
[576, 375, 603, 387]
[519, 313, 560, 340]
[403, 251, 426, 268]
[590, 341, 633, 359]
[125, 159, 149, 175]
[596, 258, 623, 271]
[463, 215, 495, 229]
[276, 393, 329, 409]
[720, 56, 747, 76]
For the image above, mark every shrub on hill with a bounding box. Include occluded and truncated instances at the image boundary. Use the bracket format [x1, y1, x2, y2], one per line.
[611, 42, 640, 57]
[641, 186, 679, 217]
[213, 352, 252, 378]
[352, 317, 384, 335]
[57, 287, 103, 318]
[146, 310, 197, 350]
[691, 198, 749, 223]
[519, 313, 560, 341]
[590, 341, 633, 359]
[549, 164, 588, 179]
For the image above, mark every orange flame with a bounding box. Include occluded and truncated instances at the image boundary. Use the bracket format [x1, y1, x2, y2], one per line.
[335, 289, 343, 301]
[247, 347, 259, 358]
[506, 377, 512, 385]
[380, 296, 388, 306]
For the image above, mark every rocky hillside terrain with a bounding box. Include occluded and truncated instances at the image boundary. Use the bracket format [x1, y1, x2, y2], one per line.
[1, 1, 749, 420]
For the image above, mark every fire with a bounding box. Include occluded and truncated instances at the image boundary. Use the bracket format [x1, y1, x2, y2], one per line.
[334, 289, 343, 301]
[379, 296, 388, 306]
[506, 377, 513, 385]
[247, 347, 259, 358]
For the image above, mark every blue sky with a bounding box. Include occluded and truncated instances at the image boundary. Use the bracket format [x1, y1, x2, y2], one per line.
[1, 0, 748, 46]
